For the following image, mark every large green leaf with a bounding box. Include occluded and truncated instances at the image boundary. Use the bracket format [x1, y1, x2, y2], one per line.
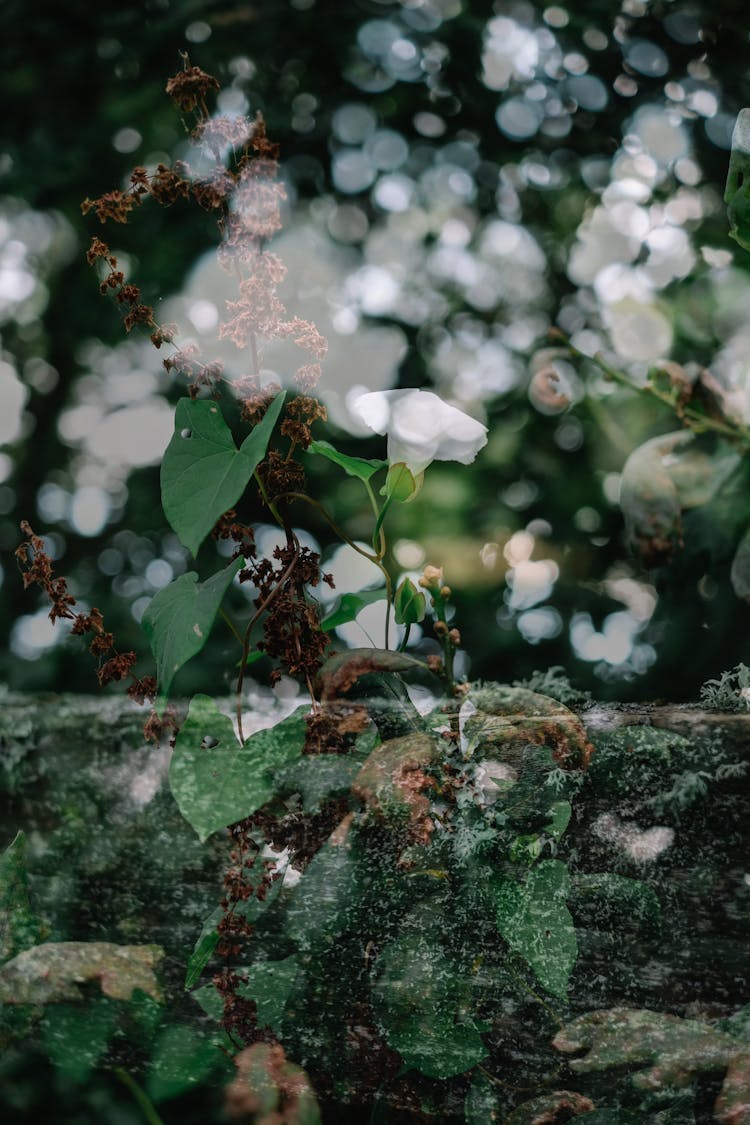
[142, 559, 241, 709]
[161, 392, 286, 556]
[42, 997, 118, 1083]
[273, 754, 363, 813]
[493, 860, 577, 998]
[194, 956, 298, 1034]
[284, 819, 364, 954]
[185, 859, 289, 989]
[0, 831, 42, 965]
[170, 696, 308, 842]
[307, 439, 385, 482]
[147, 1023, 223, 1103]
[373, 931, 487, 1078]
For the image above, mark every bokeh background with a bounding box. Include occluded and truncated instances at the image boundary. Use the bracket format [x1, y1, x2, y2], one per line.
[3, 0, 750, 702]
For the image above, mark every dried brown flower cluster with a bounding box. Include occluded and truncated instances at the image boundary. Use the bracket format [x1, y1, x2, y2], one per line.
[213, 820, 282, 1046]
[14, 521, 154, 699]
[82, 56, 328, 407]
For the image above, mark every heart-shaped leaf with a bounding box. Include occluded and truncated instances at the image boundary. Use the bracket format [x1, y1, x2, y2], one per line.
[161, 393, 285, 556]
[493, 859, 577, 998]
[170, 696, 308, 841]
[142, 559, 241, 709]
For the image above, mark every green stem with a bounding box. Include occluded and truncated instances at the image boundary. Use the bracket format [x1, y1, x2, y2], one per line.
[564, 337, 750, 450]
[364, 478, 386, 558]
[253, 469, 284, 527]
[113, 1068, 166, 1125]
[397, 623, 411, 652]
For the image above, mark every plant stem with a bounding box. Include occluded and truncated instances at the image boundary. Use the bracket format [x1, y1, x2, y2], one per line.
[113, 1068, 165, 1125]
[364, 479, 386, 558]
[235, 542, 300, 742]
[220, 606, 244, 647]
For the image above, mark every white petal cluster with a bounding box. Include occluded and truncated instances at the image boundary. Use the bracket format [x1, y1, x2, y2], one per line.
[349, 388, 487, 475]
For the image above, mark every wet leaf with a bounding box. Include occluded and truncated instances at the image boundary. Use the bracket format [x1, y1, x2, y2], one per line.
[273, 754, 363, 813]
[493, 860, 577, 998]
[373, 931, 487, 1079]
[307, 439, 385, 482]
[184, 907, 222, 990]
[194, 956, 298, 1034]
[142, 559, 241, 709]
[320, 588, 388, 632]
[147, 1023, 222, 1102]
[571, 873, 661, 933]
[42, 996, 118, 1082]
[161, 392, 285, 556]
[284, 814, 364, 954]
[463, 1072, 502, 1122]
[0, 831, 42, 965]
[170, 696, 308, 841]
[0, 941, 163, 1004]
[242, 959, 299, 1032]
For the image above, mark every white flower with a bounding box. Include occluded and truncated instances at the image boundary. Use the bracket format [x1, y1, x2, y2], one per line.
[349, 388, 488, 475]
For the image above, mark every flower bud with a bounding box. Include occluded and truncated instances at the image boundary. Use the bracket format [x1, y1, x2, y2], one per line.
[434, 620, 449, 637]
[420, 564, 444, 590]
[448, 628, 461, 645]
[439, 585, 452, 598]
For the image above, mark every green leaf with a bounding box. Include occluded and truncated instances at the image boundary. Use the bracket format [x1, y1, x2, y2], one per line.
[373, 931, 487, 1079]
[161, 393, 286, 556]
[394, 577, 426, 626]
[194, 957, 299, 1032]
[185, 863, 289, 990]
[273, 755, 363, 813]
[142, 559, 241, 709]
[147, 1024, 222, 1103]
[284, 821, 364, 954]
[464, 1073, 502, 1123]
[170, 697, 309, 842]
[320, 587, 388, 632]
[380, 461, 421, 502]
[493, 860, 577, 998]
[571, 873, 661, 934]
[42, 997, 118, 1083]
[307, 439, 386, 482]
[184, 907, 222, 990]
[545, 800, 571, 842]
[0, 831, 42, 965]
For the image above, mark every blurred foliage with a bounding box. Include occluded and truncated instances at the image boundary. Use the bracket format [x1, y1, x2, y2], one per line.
[4, 0, 750, 703]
